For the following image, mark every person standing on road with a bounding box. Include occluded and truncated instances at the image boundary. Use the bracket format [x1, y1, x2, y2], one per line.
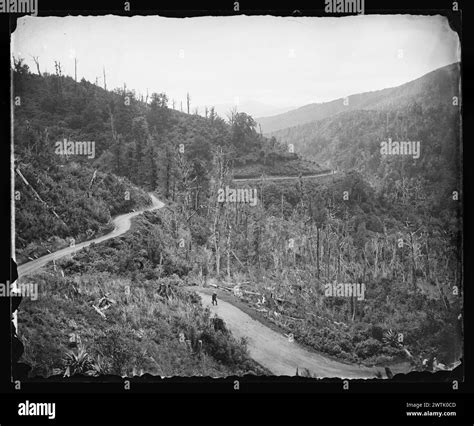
[212, 292, 218, 306]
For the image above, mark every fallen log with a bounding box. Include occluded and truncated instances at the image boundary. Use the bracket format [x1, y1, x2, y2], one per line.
[309, 312, 347, 327]
[231, 250, 246, 269]
[92, 305, 106, 319]
[242, 290, 261, 296]
[16, 167, 66, 226]
[278, 312, 305, 321]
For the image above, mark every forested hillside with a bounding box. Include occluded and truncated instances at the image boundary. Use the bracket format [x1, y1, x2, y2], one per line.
[14, 56, 462, 376]
[13, 58, 319, 262]
[258, 62, 460, 134]
[12, 57, 318, 377]
[267, 63, 461, 233]
[243, 62, 462, 367]
[194, 168, 462, 366]
[19, 207, 269, 377]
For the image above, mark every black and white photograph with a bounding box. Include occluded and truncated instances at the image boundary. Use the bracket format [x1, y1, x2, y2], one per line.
[10, 13, 462, 380]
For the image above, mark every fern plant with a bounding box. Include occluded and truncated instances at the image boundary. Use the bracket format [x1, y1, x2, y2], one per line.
[382, 329, 400, 347]
[62, 343, 94, 377]
[59, 343, 109, 377]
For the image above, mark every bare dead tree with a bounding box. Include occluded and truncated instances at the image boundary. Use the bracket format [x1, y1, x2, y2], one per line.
[176, 151, 193, 211]
[54, 61, 62, 77]
[210, 146, 230, 276]
[405, 221, 423, 290]
[31, 55, 41, 76]
[12, 54, 18, 69]
[103, 66, 107, 91]
[74, 57, 78, 83]
[15, 166, 66, 226]
[54, 61, 63, 94]
[186, 92, 191, 114]
[209, 106, 216, 121]
[316, 226, 320, 279]
[226, 222, 232, 278]
[227, 106, 238, 124]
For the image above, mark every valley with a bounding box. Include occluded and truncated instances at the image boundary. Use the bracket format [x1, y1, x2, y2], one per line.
[12, 58, 462, 379]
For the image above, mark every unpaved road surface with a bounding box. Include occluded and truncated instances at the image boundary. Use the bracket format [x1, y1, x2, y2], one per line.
[233, 170, 338, 183]
[195, 288, 411, 378]
[18, 193, 164, 276]
[17, 192, 411, 379]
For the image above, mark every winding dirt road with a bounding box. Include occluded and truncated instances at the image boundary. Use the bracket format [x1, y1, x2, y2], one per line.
[233, 170, 338, 183]
[17, 191, 411, 378]
[196, 289, 411, 378]
[17, 193, 164, 276]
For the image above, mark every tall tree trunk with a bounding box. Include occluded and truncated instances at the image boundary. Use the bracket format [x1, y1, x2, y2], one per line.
[337, 239, 341, 281]
[327, 246, 330, 281]
[32, 56, 41, 76]
[165, 157, 171, 198]
[409, 232, 417, 289]
[103, 67, 107, 91]
[425, 234, 430, 280]
[214, 223, 220, 276]
[226, 223, 231, 279]
[316, 227, 320, 279]
[374, 240, 379, 279]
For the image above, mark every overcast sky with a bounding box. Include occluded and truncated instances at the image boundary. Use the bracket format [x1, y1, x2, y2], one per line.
[12, 14, 460, 114]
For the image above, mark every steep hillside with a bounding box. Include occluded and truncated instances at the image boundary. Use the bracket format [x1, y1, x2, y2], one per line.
[257, 62, 460, 134]
[13, 61, 274, 378]
[18, 207, 269, 377]
[13, 60, 322, 201]
[12, 60, 323, 262]
[14, 160, 151, 265]
[266, 63, 461, 226]
[13, 58, 462, 375]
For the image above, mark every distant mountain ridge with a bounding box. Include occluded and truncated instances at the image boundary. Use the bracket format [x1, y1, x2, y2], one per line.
[261, 61, 461, 218]
[200, 100, 297, 120]
[256, 62, 460, 134]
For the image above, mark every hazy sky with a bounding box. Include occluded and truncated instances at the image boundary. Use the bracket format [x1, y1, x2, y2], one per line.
[12, 14, 460, 112]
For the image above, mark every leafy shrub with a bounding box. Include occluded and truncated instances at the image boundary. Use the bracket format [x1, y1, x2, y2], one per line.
[355, 338, 383, 358]
[94, 327, 148, 376]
